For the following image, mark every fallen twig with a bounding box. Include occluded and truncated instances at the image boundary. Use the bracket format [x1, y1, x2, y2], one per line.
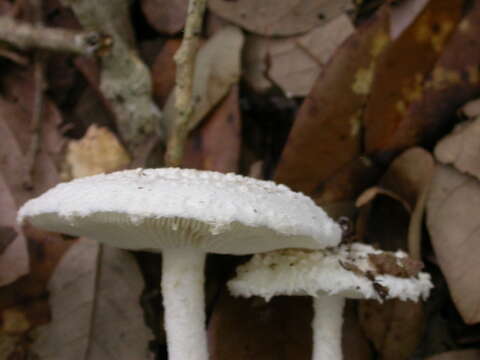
[0, 16, 110, 55]
[61, 0, 163, 151]
[165, 0, 207, 167]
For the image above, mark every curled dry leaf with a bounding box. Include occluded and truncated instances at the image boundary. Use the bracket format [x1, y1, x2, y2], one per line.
[356, 148, 434, 360]
[162, 26, 244, 136]
[62, 124, 131, 181]
[208, 0, 354, 36]
[427, 164, 480, 324]
[356, 147, 434, 254]
[31, 238, 154, 359]
[426, 349, 480, 360]
[364, 0, 465, 157]
[274, 7, 389, 196]
[140, 0, 188, 34]
[434, 118, 480, 181]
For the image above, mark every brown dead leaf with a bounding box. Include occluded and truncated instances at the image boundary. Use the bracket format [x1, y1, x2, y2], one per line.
[359, 299, 425, 360]
[426, 350, 480, 360]
[152, 39, 181, 107]
[0, 67, 65, 286]
[140, 0, 187, 34]
[208, 0, 354, 36]
[434, 118, 480, 181]
[427, 164, 480, 324]
[62, 124, 130, 181]
[183, 86, 241, 173]
[162, 26, 244, 135]
[274, 8, 389, 196]
[267, 15, 355, 96]
[390, 0, 429, 40]
[31, 238, 154, 359]
[0, 227, 15, 254]
[365, 0, 478, 158]
[209, 291, 312, 360]
[209, 291, 372, 360]
[368, 253, 423, 278]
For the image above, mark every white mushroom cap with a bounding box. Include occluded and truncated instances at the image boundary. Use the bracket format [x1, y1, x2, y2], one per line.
[17, 168, 341, 254]
[228, 243, 433, 301]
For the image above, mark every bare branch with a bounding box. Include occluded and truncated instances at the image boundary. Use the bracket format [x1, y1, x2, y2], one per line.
[165, 0, 207, 167]
[0, 16, 109, 55]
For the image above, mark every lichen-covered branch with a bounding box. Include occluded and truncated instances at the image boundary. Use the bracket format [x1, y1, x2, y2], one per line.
[61, 0, 163, 150]
[165, 0, 207, 167]
[0, 16, 108, 55]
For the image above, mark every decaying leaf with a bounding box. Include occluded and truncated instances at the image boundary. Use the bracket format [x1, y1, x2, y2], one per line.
[209, 291, 312, 360]
[62, 124, 131, 181]
[0, 174, 28, 286]
[209, 291, 372, 360]
[426, 349, 480, 360]
[364, 0, 471, 158]
[0, 67, 65, 286]
[359, 299, 425, 360]
[427, 164, 480, 324]
[0, 226, 16, 254]
[208, 0, 354, 36]
[31, 238, 154, 359]
[434, 118, 480, 181]
[140, 0, 187, 34]
[183, 86, 241, 173]
[152, 39, 181, 107]
[163, 26, 244, 135]
[267, 14, 355, 96]
[274, 8, 389, 196]
[368, 253, 423, 278]
[390, 0, 429, 40]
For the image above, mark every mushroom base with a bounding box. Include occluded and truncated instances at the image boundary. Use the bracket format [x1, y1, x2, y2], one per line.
[162, 247, 208, 360]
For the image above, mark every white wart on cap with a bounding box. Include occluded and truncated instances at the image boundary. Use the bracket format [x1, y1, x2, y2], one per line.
[228, 243, 433, 360]
[18, 168, 341, 360]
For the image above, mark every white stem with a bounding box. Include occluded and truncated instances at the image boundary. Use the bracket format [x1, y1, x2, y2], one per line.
[162, 247, 208, 360]
[312, 295, 346, 360]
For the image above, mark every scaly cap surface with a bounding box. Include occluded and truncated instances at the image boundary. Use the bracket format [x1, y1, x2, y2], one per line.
[228, 243, 433, 301]
[18, 168, 341, 254]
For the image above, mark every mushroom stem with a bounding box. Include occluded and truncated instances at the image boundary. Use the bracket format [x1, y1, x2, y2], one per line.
[162, 247, 208, 360]
[312, 295, 345, 360]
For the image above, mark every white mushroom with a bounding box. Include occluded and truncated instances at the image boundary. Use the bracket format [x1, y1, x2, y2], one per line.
[228, 243, 433, 360]
[17, 168, 341, 360]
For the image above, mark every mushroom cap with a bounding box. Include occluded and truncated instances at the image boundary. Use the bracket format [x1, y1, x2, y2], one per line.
[228, 243, 433, 301]
[18, 168, 341, 254]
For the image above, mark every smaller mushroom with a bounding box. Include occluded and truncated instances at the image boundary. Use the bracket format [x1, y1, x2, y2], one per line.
[228, 243, 433, 360]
